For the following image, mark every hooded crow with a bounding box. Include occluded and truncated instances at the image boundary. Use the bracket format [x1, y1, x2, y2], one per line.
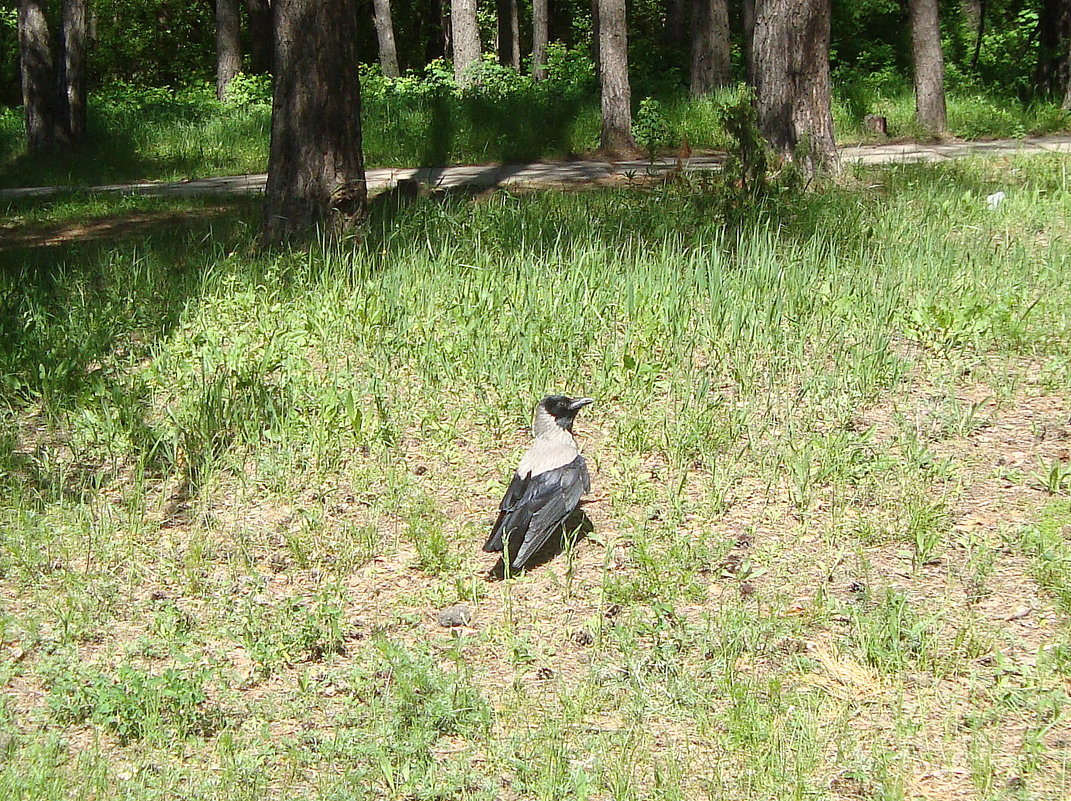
[484, 395, 594, 572]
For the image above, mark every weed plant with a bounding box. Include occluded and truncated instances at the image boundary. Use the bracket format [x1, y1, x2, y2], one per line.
[1, 153, 1071, 797]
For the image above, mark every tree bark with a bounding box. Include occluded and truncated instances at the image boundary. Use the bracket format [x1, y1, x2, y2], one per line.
[598, 0, 634, 153]
[1037, 0, 1071, 97]
[246, 0, 273, 75]
[440, 0, 453, 60]
[216, 0, 242, 101]
[497, 0, 520, 69]
[690, 0, 730, 96]
[59, 0, 87, 144]
[373, 0, 401, 76]
[751, 0, 836, 173]
[262, 0, 366, 246]
[909, 0, 947, 133]
[664, 0, 688, 49]
[451, 0, 481, 84]
[532, 0, 549, 79]
[967, 0, 985, 72]
[18, 0, 59, 151]
[1065, 32, 1071, 109]
[742, 0, 755, 83]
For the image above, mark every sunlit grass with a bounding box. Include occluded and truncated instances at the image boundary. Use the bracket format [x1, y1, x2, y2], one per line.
[2, 154, 1071, 799]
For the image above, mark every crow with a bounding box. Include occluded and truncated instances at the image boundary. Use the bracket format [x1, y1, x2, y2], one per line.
[484, 395, 593, 572]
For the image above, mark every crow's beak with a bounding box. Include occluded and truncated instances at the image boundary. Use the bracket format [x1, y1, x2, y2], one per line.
[568, 397, 594, 410]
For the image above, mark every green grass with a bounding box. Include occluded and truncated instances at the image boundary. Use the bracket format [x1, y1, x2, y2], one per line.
[2, 81, 1069, 188]
[2, 153, 1071, 798]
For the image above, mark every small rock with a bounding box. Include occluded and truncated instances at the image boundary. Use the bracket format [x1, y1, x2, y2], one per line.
[986, 191, 1006, 210]
[573, 629, 594, 646]
[437, 604, 473, 628]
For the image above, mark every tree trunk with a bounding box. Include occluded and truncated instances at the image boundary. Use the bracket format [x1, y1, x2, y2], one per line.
[967, 0, 986, 72]
[742, 0, 755, 83]
[373, 0, 401, 76]
[1065, 32, 1071, 109]
[262, 0, 367, 246]
[216, 0, 242, 101]
[598, 0, 634, 153]
[532, 0, 549, 79]
[664, 0, 688, 49]
[496, 0, 520, 69]
[690, 0, 730, 96]
[751, 0, 836, 173]
[452, 0, 481, 84]
[18, 0, 59, 151]
[440, 0, 452, 60]
[59, 0, 87, 144]
[246, 0, 273, 74]
[591, 0, 600, 80]
[1037, 0, 1071, 97]
[909, 0, 947, 133]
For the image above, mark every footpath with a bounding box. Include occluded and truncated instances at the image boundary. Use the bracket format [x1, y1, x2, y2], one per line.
[2, 135, 1071, 202]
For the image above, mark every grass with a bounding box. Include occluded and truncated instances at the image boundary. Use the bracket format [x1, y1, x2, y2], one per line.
[1, 80, 1069, 188]
[2, 152, 1071, 798]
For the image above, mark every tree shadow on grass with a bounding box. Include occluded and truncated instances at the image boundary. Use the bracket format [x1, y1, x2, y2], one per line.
[0, 196, 261, 500]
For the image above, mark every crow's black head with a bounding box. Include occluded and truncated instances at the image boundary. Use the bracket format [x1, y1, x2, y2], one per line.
[539, 395, 593, 430]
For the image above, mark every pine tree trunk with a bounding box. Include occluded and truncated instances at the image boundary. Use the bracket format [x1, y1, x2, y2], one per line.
[690, 0, 730, 96]
[452, 0, 481, 84]
[262, 0, 366, 246]
[663, 0, 687, 49]
[216, 0, 242, 101]
[1037, 0, 1071, 97]
[752, 0, 836, 173]
[598, 0, 634, 153]
[743, 0, 755, 82]
[532, 0, 549, 79]
[246, 0, 273, 74]
[909, 0, 947, 133]
[18, 0, 58, 151]
[497, 0, 520, 69]
[440, 0, 453, 60]
[1065, 33, 1071, 109]
[965, 0, 985, 71]
[59, 0, 87, 144]
[373, 0, 401, 77]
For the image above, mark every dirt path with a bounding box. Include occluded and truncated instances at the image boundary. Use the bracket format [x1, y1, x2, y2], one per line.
[3, 135, 1070, 202]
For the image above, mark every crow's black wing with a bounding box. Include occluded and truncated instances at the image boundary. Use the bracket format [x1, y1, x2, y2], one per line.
[484, 456, 589, 570]
[483, 471, 530, 554]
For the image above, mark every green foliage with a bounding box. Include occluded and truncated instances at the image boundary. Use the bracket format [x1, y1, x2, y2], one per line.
[0, 6, 17, 106]
[632, 98, 677, 161]
[47, 660, 220, 744]
[89, 0, 214, 87]
[717, 87, 770, 200]
[222, 73, 273, 109]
